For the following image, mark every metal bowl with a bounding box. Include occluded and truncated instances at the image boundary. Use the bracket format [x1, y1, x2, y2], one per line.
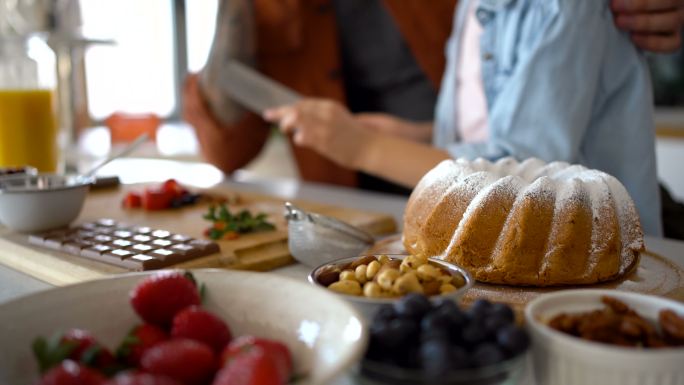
[0, 173, 93, 232]
[308, 254, 473, 320]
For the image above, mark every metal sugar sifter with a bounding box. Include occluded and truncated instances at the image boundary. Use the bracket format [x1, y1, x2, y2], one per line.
[284, 202, 375, 267]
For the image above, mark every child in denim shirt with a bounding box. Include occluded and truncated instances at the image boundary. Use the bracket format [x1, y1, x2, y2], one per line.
[432, 0, 662, 235]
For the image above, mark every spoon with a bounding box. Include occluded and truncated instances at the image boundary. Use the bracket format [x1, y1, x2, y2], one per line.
[81, 133, 150, 180]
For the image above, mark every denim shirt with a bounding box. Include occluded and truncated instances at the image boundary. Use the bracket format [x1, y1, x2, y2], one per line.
[434, 0, 663, 236]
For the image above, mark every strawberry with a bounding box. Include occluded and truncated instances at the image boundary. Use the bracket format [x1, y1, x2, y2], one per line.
[141, 339, 216, 385]
[104, 372, 183, 385]
[116, 324, 168, 367]
[220, 336, 292, 382]
[130, 270, 201, 327]
[212, 346, 284, 385]
[33, 329, 116, 374]
[122, 192, 142, 209]
[161, 179, 186, 198]
[171, 306, 232, 353]
[35, 360, 106, 385]
[142, 188, 174, 211]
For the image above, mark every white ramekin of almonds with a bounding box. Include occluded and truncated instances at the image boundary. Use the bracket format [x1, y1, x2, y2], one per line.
[308, 254, 473, 320]
[525, 289, 684, 385]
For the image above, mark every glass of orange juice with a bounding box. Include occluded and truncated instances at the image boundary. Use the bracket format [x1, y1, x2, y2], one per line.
[0, 89, 58, 172]
[0, 37, 58, 172]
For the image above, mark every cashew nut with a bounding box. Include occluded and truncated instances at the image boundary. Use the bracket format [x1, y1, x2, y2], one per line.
[340, 270, 357, 282]
[392, 272, 424, 295]
[328, 280, 362, 296]
[366, 260, 381, 280]
[376, 268, 401, 291]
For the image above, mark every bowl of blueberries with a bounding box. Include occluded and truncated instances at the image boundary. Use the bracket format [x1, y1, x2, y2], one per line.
[356, 293, 530, 385]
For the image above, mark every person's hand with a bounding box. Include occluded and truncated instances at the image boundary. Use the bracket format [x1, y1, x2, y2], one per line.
[263, 99, 374, 169]
[356, 113, 433, 142]
[611, 0, 684, 52]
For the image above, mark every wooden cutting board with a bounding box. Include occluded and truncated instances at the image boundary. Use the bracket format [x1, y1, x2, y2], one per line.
[0, 184, 397, 286]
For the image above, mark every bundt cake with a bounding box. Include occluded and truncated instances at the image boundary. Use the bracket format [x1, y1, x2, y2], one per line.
[403, 157, 644, 286]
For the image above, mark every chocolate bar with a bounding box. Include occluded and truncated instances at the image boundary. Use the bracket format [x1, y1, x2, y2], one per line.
[28, 219, 220, 271]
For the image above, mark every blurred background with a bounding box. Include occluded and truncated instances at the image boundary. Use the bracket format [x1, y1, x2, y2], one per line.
[2, 0, 683, 200]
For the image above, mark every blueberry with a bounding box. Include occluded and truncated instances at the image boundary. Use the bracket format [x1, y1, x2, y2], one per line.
[484, 315, 509, 335]
[496, 325, 530, 355]
[369, 318, 416, 350]
[369, 321, 397, 348]
[394, 293, 432, 319]
[434, 302, 469, 329]
[181, 193, 200, 205]
[373, 304, 397, 324]
[386, 318, 419, 348]
[488, 302, 515, 324]
[468, 299, 492, 320]
[420, 339, 452, 377]
[450, 346, 469, 370]
[421, 327, 450, 344]
[472, 343, 506, 368]
[421, 310, 452, 333]
[461, 323, 489, 347]
[396, 346, 421, 368]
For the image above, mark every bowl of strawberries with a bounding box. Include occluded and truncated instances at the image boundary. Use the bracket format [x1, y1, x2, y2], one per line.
[0, 269, 368, 385]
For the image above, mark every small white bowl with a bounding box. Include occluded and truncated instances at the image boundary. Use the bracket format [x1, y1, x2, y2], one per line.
[309, 254, 473, 320]
[0, 173, 93, 232]
[525, 289, 684, 385]
[0, 269, 368, 385]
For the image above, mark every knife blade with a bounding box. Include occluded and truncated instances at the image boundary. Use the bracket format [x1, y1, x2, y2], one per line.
[218, 60, 302, 114]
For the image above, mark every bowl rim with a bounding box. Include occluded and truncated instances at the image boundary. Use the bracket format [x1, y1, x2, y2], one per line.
[0, 173, 94, 194]
[307, 254, 474, 304]
[0, 268, 369, 385]
[524, 289, 684, 356]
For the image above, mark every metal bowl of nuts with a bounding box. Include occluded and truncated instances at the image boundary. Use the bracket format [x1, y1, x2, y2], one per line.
[308, 254, 473, 320]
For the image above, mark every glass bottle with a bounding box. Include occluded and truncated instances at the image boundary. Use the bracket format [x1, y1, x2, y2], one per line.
[0, 35, 58, 172]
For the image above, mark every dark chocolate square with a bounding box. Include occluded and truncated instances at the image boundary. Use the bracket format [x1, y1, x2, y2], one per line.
[113, 230, 133, 239]
[150, 239, 173, 248]
[149, 248, 179, 262]
[188, 239, 220, 254]
[81, 245, 112, 259]
[110, 239, 134, 248]
[104, 249, 134, 261]
[123, 254, 163, 271]
[130, 244, 154, 253]
[151, 230, 171, 239]
[132, 235, 152, 243]
[170, 234, 193, 243]
[132, 226, 153, 234]
[93, 235, 113, 243]
[170, 243, 199, 257]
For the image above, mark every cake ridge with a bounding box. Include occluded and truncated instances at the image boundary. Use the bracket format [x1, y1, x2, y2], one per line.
[442, 174, 524, 270]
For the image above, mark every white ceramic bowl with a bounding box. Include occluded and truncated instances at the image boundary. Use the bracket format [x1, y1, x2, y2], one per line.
[525, 289, 684, 385]
[0, 173, 92, 232]
[309, 254, 473, 320]
[0, 269, 368, 385]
